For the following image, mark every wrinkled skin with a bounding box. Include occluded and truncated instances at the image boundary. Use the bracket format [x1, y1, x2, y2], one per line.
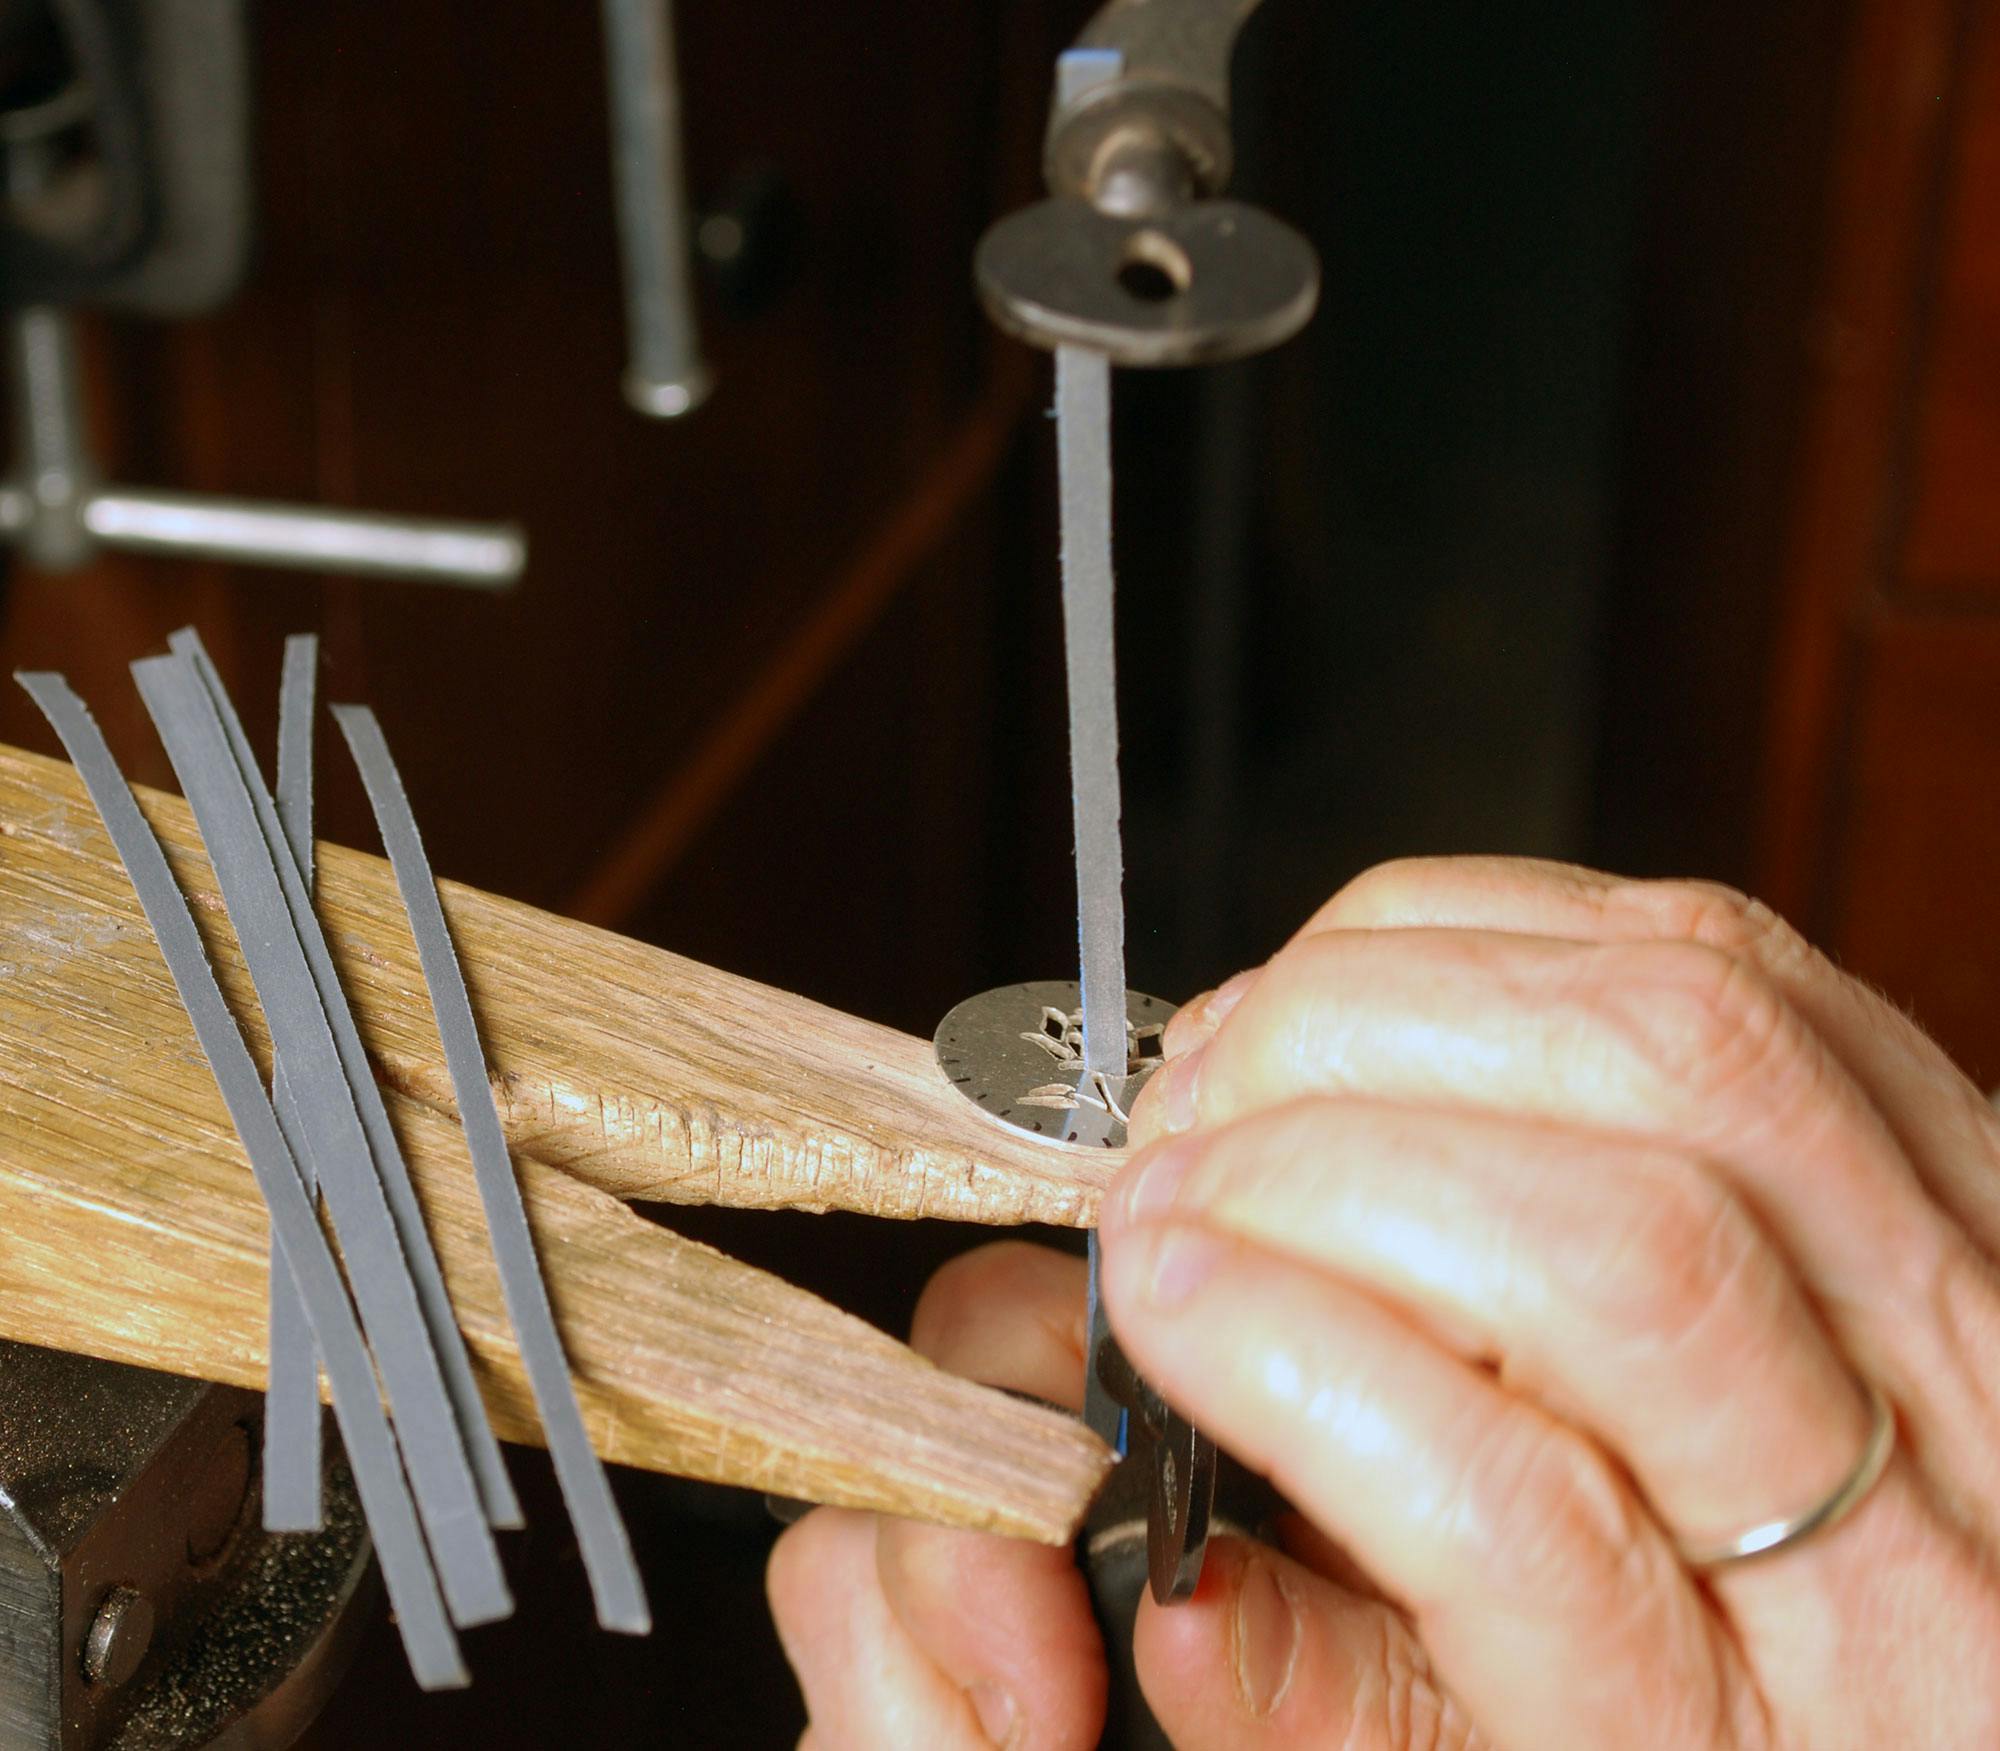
[769, 859, 2000, 1749]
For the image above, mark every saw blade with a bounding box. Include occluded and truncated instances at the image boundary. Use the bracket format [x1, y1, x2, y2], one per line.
[1057, 342, 1130, 1455]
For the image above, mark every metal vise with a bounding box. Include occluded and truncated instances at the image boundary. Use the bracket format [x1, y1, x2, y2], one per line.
[0, 1341, 371, 1750]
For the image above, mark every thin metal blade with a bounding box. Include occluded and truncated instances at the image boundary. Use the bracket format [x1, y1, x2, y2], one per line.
[1054, 42, 1133, 1461]
[1057, 343, 1129, 1453]
[1056, 342, 1128, 1082]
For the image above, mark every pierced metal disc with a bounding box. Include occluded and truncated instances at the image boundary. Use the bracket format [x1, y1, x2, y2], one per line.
[934, 981, 1176, 1149]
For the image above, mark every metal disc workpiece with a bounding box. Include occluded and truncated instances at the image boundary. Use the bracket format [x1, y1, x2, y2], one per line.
[934, 981, 1176, 1149]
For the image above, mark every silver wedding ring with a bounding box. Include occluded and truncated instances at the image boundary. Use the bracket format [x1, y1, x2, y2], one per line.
[1678, 1379, 1897, 1570]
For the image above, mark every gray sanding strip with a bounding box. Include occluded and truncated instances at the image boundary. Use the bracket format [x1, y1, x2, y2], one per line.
[133, 651, 513, 1631]
[166, 628, 523, 1538]
[15, 671, 467, 1691]
[334, 703, 652, 1635]
[275, 635, 317, 869]
[263, 633, 322, 1531]
[1057, 349, 1128, 1451]
[1055, 343, 1128, 1080]
[1054, 46, 1132, 1454]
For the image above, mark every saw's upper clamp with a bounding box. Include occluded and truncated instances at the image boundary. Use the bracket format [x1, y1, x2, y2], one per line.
[974, 0, 1320, 366]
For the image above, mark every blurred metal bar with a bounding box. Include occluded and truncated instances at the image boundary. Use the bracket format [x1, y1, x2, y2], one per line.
[85, 489, 524, 586]
[8, 306, 95, 570]
[0, 305, 526, 588]
[601, 0, 711, 417]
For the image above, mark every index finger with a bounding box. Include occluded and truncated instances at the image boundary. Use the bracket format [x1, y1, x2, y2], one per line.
[1299, 856, 2000, 1262]
[1130, 925, 1954, 1325]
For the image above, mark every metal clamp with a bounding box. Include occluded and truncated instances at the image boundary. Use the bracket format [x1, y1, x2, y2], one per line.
[0, 1339, 373, 1749]
[1093, 1334, 1218, 1603]
[975, 1, 1319, 366]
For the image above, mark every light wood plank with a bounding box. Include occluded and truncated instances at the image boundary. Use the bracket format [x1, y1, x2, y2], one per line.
[0, 744, 1112, 1226]
[0, 742, 1114, 1541]
[0, 972, 1108, 1543]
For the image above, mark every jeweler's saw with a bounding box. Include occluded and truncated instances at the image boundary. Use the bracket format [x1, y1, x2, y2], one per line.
[940, 3, 1319, 1742]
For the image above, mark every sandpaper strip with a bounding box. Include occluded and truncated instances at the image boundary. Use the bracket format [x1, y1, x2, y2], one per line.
[275, 635, 317, 864]
[1052, 43, 1132, 1457]
[1056, 334, 1130, 1451]
[133, 652, 514, 1630]
[263, 633, 323, 1531]
[335, 703, 652, 1635]
[165, 628, 523, 1537]
[1055, 345, 1128, 1079]
[15, 671, 468, 1690]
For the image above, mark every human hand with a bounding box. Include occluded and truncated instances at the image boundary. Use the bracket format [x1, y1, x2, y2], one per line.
[772, 857, 2000, 1747]
[1100, 856, 2000, 1747]
[767, 1241, 1111, 1749]
[768, 1233, 1404, 1747]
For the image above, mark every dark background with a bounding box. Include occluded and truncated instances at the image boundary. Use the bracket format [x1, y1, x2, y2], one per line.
[8, 0, 1999, 1741]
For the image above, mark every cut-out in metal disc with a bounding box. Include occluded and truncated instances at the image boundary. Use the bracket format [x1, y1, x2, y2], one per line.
[934, 981, 1176, 1149]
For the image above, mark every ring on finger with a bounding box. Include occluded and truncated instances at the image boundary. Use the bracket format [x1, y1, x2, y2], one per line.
[1676, 1378, 1897, 1570]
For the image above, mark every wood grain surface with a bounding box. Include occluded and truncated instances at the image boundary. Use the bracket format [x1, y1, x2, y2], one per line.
[0, 743, 1113, 1541]
[0, 743, 1112, 1225]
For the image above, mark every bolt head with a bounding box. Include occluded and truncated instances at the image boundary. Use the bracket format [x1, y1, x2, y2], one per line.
[82, 1587, 154, 1689]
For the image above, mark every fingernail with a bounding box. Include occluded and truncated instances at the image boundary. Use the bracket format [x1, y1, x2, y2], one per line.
[1164, 969, 1255, 1054]
[1233, 1556, 1300, 1719]
[1207, 967, 1258, 1023]
[967, 1680, 1017, 1747]
[1162, 988, 1216, 1056]
[1109, 1138, 1198, 1228]
[1130, 1044, 1203, 1143]
[1142, 1224, 1226, 1310]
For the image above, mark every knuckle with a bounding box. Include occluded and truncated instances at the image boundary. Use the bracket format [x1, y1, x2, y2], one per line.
[910, 1242, 1088, 1402]
[1616, 878, 1814, 976]
[1581, 1166, 1776, 1352]
[1444, 1401, 1654, 1615]
[1317, 857, 1458, 929]
[1355, 1615, 1476, 1751]
[910, 1241, 1046, 1364]
[871, 1515, 927, 1607]
[1598, 940, 1817, 1110]
[1244, 934, 1353, 1076]
[876, 1516, 1004, 1618]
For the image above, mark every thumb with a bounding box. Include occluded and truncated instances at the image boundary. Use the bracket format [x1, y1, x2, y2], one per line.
[1135, 1538, 1486, 1751]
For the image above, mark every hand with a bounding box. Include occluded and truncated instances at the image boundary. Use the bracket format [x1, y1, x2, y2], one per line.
[1101, 856, 2000, 1747]
[770, 857, 2000, 1747]
[768, 1239, 1412, 1747]
[767, 1241, 1110, 1749]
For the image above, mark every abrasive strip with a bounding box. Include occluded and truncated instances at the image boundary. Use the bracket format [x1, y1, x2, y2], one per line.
[335, 702, 652, 1635]
[165, 628, 523, 1538]
[133, 652, 513, 1630]
[262, 632, 323, 1530]
[15, 671, 468, 1690]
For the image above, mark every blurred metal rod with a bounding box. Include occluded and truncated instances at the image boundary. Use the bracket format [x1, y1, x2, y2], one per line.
[8, 306, 94, 570]
[82, 489, 526, 586]
[601, 0, 710, 418]
[1, 305, 526, 588]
